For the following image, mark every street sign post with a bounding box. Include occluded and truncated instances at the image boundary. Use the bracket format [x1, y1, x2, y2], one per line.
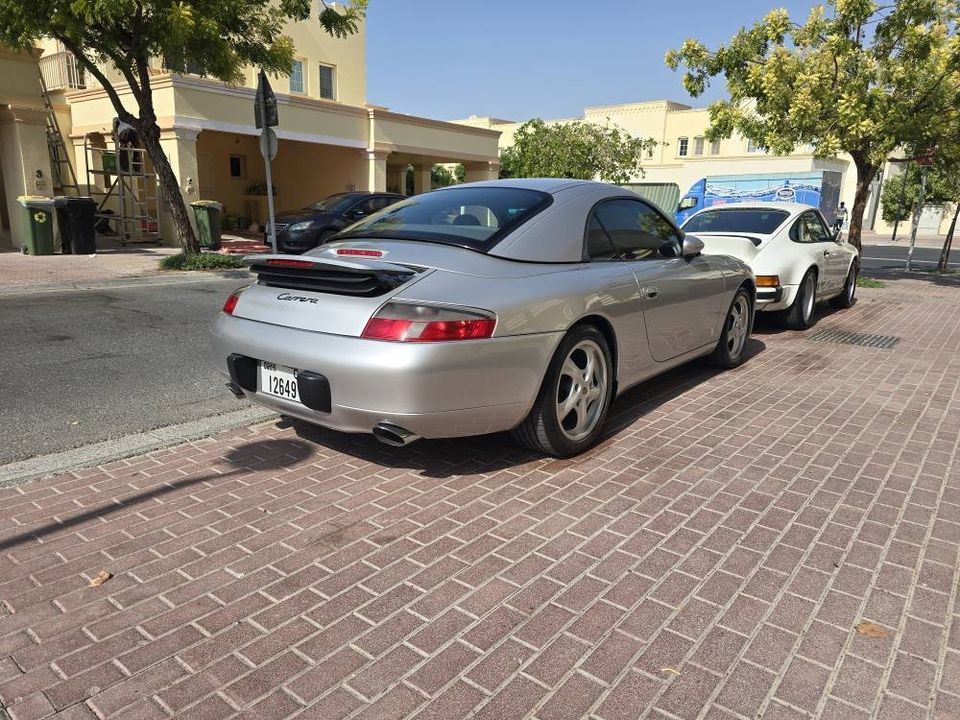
[255, 71, 279, 253]
[259, 128, 278, 162]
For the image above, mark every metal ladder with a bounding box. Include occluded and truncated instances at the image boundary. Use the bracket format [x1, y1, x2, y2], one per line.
[39, 71, 80, 196]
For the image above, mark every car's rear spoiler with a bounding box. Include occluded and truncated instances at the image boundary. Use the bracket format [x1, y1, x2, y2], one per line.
[688, 233, 763, 262]
[242, 253, 416, 275]
[243, 253, 423, 298]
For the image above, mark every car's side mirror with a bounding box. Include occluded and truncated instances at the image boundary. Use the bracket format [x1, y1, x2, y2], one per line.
[681, 236, 704, 258]
[346, 209, 366, 220]
[833, 229, 843, 243]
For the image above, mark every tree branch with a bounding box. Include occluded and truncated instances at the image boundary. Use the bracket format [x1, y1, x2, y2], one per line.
[55, 36, 136, 126]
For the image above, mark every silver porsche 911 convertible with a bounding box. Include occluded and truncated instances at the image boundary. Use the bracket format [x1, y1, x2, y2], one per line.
[211, 179, 755, 457]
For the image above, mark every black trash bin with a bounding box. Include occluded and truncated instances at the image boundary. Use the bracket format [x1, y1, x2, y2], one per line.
[53, 197, 72, 254]
[55, 197, 97, 254]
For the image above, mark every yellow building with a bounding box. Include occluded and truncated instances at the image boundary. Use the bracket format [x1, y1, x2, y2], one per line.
[0, 48, 57, 249]
[458, 101, 953, 236]
[30, 18, 500, 246]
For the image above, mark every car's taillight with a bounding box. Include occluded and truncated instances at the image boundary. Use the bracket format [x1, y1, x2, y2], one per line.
[362, 302, 496, 342]
[337, 248, 383, 258]
[265, 258, 315, 268]
[222, 287, 246, 315]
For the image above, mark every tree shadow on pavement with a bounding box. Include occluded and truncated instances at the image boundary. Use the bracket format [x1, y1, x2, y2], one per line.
[0, 439, 314, 554]
[862, 267, 960, 289]
[285, 337, 767, 478]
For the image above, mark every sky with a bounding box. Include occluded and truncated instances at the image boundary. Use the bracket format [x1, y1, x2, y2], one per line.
[366, 0, 822, 122]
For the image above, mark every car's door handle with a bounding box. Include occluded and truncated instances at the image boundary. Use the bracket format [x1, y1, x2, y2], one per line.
[642, 286, 659, 299]
[823, 250, 831, 256]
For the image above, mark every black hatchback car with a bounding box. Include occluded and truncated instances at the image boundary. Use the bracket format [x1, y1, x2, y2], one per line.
[269, 191, 406, 253]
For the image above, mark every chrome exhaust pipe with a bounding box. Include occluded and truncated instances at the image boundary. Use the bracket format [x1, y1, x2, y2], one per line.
[372, 422, 420, 447]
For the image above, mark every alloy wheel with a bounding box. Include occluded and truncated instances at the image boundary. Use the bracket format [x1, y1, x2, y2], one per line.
[725, 294, 750, 359]
[802, 274, 815, 323]
[555, 339, 608, 442]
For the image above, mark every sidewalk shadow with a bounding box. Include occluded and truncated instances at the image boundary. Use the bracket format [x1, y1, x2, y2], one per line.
[862, 267, 960, 289]
[285, 337, 766, 478]
[0, 439, 313, 554]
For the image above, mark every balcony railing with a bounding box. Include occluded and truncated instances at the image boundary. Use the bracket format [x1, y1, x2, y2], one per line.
[40, 51, 86, 91]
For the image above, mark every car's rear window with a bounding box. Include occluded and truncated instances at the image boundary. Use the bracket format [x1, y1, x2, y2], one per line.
[683, 208, 790, 235]
[335, 187, 552, 251]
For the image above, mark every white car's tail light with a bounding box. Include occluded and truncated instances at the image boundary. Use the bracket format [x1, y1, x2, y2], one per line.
[362, 302, 496, 342]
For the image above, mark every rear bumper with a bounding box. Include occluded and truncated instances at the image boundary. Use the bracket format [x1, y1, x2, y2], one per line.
[210, 314, 562, 438]
[756, 284, 797, 312]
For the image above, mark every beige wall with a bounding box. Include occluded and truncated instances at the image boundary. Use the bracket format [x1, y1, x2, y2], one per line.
[278, 16, 365, 106]
[0, 48, 55, 247]
[196, 130, 367, 224]
[69, 13, 366, 109]
[374, 111, 502, 164]
[171, 76, 368, 147]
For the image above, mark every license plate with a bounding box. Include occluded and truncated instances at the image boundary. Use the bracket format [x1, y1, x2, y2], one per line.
[259, 362, 301, 402]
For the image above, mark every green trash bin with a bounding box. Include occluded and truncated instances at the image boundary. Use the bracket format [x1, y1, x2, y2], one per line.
[17, 196, 56, 255]
[191, 200, 223, 250]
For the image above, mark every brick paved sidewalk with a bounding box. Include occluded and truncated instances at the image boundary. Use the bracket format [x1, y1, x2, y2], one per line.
[1, 276, 958, 720]
[0, 244, 178, 289]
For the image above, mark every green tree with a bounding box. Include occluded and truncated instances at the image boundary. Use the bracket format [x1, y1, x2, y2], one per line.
[431, 164, 465, 188]
[2, 0, 367, 253]
[904, 96, 960, 269]
[499, 119, 656, 184]
[666, 0, 960, 251]
[880, 162, 952, 224]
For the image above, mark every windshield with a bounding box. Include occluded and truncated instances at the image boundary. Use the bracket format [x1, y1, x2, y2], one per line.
[308, 193, 360, 213]
[336, 187, 552, 250]
[683, 208, 790, 235]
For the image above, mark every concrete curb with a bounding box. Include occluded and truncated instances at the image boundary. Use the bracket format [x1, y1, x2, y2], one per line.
[0, 406, 277, 487]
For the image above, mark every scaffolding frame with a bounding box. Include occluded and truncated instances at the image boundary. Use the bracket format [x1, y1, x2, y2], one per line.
[84, 139, 161, 245]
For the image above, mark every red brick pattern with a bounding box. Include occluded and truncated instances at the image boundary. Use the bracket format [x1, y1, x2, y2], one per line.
[1, 277, 958, 719]
[0, 247, 176, 288]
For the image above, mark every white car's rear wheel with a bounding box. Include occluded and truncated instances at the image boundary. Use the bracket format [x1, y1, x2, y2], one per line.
[830, 263, 858, 309]
[783, 270, 817, 330]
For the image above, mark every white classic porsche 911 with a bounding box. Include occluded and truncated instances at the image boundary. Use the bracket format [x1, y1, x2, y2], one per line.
[681, 202, 860, 329]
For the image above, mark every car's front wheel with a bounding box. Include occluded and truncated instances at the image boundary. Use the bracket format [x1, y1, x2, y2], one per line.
[830, 262, 858, 309]
[782, 269, 817, 330]
[512, 325, 614, 457]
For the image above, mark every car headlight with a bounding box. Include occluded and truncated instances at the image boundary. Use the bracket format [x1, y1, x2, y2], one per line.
[288, 221, 316, 233]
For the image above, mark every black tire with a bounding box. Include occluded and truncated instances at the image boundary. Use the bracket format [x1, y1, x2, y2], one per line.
[782, 269, 817, 330]
[711, 287, 753, 368]
[511, 324, 615, 458]
[830, 262, 858, 309]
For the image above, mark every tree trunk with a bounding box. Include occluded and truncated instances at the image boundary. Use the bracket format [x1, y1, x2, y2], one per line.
[138, 124, 199, 254]
[938, 202, 959, 272]
[62, 44, 200, 255]
[847, 160, 878, 254]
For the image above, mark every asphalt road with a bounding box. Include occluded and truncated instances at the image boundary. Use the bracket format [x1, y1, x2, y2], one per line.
[860, 243, 957, 271]
[0, 277, 246, 465]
